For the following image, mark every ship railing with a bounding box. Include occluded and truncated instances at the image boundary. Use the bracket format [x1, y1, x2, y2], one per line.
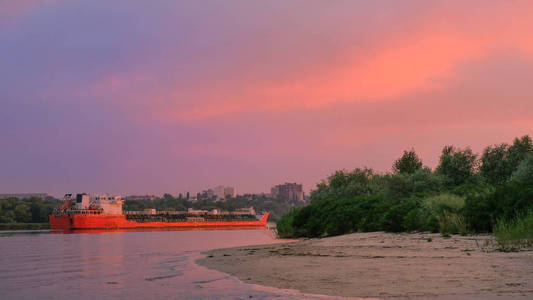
[65, 209, 103, 215]
[125, 211, 150, 215]
[157, 211, 187, 215]
[124, 211, 187, 215]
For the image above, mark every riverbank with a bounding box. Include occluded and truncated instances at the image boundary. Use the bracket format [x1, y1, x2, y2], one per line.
[0, 223, 49, 230]
[197, 232, 533, 299]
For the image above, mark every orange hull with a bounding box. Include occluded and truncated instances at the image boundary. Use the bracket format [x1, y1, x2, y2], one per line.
[49, 213, 269, 230]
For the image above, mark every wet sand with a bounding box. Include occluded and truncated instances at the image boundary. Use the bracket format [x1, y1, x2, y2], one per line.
[197, 232, 533, 299]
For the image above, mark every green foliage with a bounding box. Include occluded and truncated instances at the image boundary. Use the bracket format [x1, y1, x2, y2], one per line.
[288, 194, 389, 237]
[278, 135, 533, 239]
[493, 210, 533, 252]
[403, 207, 425, 232]
[509, 154, 533, 185]
[421, 194, 466, 235]
[310, 168, 376, 203]
[479, 136, 533, 186]
[463, 186, 496, 232]
[507, 135, 533, 173]
[0, 197, 59, 224]
[14, 204, 31, 223]
[393, 149, 423, 174]
[276, 210, 296, 238]
[380, 200, 413, 232]
[491, 180, 533, 222]
[480, 143, 510, 185]
[422, 194, 465, 213]
[407, 168, 445, 194]
[436, 146, 478, 187]
[437, 211, 466, 236]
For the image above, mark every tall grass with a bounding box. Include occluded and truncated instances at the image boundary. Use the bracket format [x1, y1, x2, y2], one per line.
[493, 210, 533, 252]
[422, 194, 465, 212]
[423, 194, 466, 236]
[437, 211, 467, 236]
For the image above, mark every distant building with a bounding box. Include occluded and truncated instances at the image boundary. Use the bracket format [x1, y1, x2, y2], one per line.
[214, 186, 225, 200]
[0, 193, 48, 200]
[206, 189, 215, 199]
[203, 185, 237, 201]
[271, 183, 304, 202]
[198, 188, 216, 200]
[224, 186, 236, 198]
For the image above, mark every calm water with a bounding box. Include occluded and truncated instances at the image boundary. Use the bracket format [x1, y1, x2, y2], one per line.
[0, 229, 337, 300]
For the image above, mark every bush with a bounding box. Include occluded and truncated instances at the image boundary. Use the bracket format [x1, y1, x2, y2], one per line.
[463, 187, 496, 232]
[492, 181, 533, 221]
[421, 194, 465, 235]
[422, 194, 465, 213]
[437, 211, 467, 236]
[276, 210, 297, 238]
[275, 135, 533, 239]
[493, 210, 533, 252]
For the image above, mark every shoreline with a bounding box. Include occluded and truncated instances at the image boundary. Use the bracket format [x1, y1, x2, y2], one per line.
[197, 232, 533, 299]
[0, 223, 50, 230]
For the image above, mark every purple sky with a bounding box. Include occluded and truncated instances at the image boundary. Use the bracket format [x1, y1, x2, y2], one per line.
[1, 1, 533, 197]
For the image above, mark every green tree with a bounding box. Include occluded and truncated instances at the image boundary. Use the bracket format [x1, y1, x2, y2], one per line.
[507, 135, 533, 173]
[163, 193, 174, 201]
[463, 187, 496, 232]
[393, 149, 423, 174]
[480, 143, 510, 185]
[30, 202, 41, 223]
[384, 173, 411, 202]
[14, 204, 31, 223]
[1, 211, 15, 223]
[509, 154, 533, 185]
[479, 136, 533, 186]
[407, 168, 445, 194]
[436, 146, 478, 186]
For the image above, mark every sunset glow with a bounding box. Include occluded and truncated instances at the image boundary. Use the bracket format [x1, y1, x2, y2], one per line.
[1, 0, 533, 195]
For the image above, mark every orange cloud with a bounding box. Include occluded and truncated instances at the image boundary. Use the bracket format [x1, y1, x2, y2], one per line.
[164, 29, 489, 120]
[86, 1, 533, 122]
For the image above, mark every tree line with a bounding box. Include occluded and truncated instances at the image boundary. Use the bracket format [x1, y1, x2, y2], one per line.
[277, 135, 533, 238]
[124, 193, 304, 221]
[0, 197, 60, 224]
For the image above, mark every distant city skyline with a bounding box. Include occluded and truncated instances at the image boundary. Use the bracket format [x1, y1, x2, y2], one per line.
[1, 1, 533, 197]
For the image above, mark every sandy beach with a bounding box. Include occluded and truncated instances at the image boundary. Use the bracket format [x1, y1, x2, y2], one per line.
[197, 232, 533, 299]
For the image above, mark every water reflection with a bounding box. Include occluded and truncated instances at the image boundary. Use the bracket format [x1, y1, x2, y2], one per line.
[50, 226, 268, 234]
[0, 229, 342, 299]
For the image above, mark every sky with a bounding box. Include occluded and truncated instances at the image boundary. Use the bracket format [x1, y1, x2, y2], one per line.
[1, 0, 533, 197]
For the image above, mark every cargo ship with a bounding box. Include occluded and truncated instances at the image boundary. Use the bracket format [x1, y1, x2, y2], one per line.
[50, 193, 269, 230]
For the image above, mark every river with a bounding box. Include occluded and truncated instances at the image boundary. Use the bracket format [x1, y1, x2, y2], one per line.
[0, 229, 336, 299]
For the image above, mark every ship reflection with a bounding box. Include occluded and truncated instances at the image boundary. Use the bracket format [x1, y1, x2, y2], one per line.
[51, 226, 269, 234]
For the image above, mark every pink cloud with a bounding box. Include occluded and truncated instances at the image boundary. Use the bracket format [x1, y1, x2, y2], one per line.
[82, 2, 533, 123]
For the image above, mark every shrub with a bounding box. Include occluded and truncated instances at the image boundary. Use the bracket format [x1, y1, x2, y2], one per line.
[422, 194, 465, 235]
[437, 211, 467, 236]
[493, 210, 533, 252]
[276, 210, 297, 238]
[463, 187, 496, 232]
[422, 194, 465, 213]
